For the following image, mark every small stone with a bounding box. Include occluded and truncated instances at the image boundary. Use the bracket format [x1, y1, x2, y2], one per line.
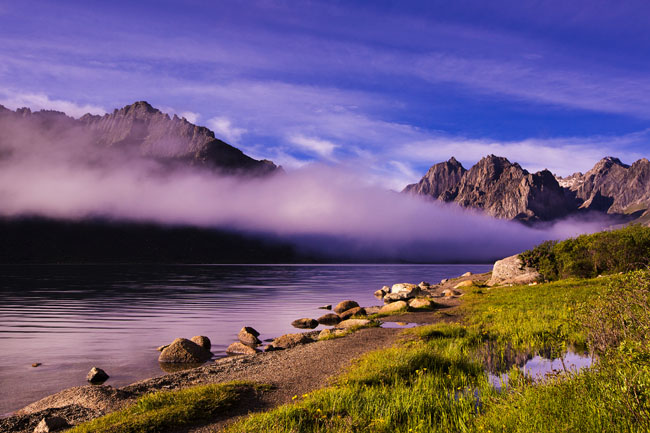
[318, 328, 346, 340]
[238, 328, 262, 347]
[418, 281, 431, 288]
[190, 335, 211, 351]
[379, 300, 408, 314]
[339, 306, 366, 320]
[226, 342, 258, 355]
[453, 280, 474, 289]
[241, 326, 260, 337]
[31, 363, 41, 367]
[334, 300, 360, 314]
[318, 305, 332, 310]
[291, 318, 319, 329]
[317, 313, 341, 326]
[442, 289, 461, 297]
[440, 278, 448, 284]
[461, 272, 473, 277]
[86, 367, 109, 384]
[34, 416, 70, 433]
[337, 319, 372, 328]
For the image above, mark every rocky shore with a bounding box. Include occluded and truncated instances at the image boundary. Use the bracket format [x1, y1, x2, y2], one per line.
[0, 271, 493, 433]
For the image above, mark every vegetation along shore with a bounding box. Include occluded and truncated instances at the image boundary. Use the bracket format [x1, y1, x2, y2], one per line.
[3, 225, 650, 433]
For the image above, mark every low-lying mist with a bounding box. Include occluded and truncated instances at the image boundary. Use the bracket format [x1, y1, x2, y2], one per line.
[0, 115, 613, 262]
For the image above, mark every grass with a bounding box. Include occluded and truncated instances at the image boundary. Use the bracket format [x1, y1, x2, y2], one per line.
[68, 381, 270, 433]
[223, 272, 650, 433]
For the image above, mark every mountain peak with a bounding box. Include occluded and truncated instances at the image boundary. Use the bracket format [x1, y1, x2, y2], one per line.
[116, 101, 160, 117]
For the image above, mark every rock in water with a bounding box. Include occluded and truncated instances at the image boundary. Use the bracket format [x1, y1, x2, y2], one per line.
[226, 342, 258, 355]
[190, 335, 211, 351]
[86, 367, 109, 384]
[238, 328, 262, 346]
[291, 318, 319, 329]
[318, 305, 332, 310]
[158, 338, 211, 363]
[379, 301, 408, 314]
[487, 254, 542, 286]
[317, 313, 341, 326]
[33, 416, 70, 433]
[339, 307, 367, 320]
[334, 300, 360, 314]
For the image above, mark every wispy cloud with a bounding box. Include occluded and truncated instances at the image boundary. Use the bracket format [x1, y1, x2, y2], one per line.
[0, 90, 106, 118]
[288, 134, 339, 159]
[207, 116, 247, 144]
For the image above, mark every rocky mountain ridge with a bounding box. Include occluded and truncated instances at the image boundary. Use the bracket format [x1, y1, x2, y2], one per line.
[405, 155, 650, 224]
[0, 101, 279, 175]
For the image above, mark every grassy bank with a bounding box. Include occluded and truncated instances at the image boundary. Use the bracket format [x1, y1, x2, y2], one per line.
[225, 272, 650, 433]
[68, 382, 269, 433]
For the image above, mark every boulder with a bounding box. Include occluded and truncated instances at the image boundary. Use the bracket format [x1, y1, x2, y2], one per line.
[418, 281, 431, 289]
[158, 338, 211, 363]
[86, 367, 109, 384]
[379, 300, 408, 314]
[226, 342, 258, 355]
[461, 271, 473, 277]
[268, 333, 313, 350]
[238, 328, 262, 346]
[442, 289, 461, 297]
[339, 307, 366, 320]
[374, 289, 387, 298]
[409, 298, 436, 310]
[190, 335, 211, 351]
[33, 416, 70, 433]
[337, 319, 372, 328]
[453, 280, 474, 289]
[390, 283, 420, 295]
[291, 318, 319, 329]
[487, 254, 542, 286]
[364, 306, 381, 315]
[317, 313, 341, 326]
[384, 292, 413, 303]
[334, 300, 359, 314]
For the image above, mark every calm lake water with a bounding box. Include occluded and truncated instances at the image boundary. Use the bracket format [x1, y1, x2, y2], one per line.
[0, 263, 491, 415]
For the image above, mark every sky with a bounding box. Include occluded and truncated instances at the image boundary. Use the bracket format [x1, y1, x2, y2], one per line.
[1, 0, 649, 189]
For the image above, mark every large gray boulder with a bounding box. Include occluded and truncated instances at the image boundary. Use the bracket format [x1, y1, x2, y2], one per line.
[487, 254, 541, 286]
[158, 338, 211, 363]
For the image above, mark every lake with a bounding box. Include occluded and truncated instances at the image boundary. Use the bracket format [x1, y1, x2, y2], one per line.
[0, 263, 491, 415]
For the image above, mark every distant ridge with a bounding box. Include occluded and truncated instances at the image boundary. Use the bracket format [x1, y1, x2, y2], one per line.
[405, 155, 650, 225]
[0, 101, 279, 175]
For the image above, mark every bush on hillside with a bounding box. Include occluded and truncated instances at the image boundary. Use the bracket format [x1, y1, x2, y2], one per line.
[519, 225, 650, 280]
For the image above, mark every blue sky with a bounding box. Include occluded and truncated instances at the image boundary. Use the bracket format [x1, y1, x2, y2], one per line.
[1, 0, 649, 188]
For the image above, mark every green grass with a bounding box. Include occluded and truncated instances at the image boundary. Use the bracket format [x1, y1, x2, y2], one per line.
[68, 381, 270, 433]
[224, 272, 650, 433]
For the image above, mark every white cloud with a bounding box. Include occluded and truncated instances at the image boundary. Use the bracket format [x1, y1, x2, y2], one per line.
[179, 111, 200, 124]
[0, 90, 106, 118]
[207, 116, 247, 144]
[288, 134, 339, 158]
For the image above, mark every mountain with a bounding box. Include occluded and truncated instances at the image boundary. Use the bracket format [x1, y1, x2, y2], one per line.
[404, 155, 650, 224]
[0, 101, 279, 175]
[404, 155, 573, 222]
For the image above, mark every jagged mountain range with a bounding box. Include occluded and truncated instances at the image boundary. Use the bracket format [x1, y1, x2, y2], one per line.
[0, 101, 279, 175]
[404, 155, 650, 224]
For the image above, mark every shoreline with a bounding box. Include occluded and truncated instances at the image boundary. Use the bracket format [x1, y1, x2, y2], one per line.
[0, 271, 488, 433]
